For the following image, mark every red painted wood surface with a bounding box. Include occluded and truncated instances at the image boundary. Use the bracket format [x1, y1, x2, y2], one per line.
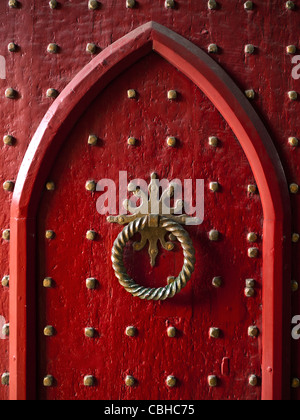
[37, 52, 263, 400]
[0, 0, 298, 400]
[9, 22, 290, 400]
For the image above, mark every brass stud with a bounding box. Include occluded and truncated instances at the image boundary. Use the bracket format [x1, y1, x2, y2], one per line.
[167, 326, 177, 338]
[168, 90, 177, 100]
[128, 137, 137, 146]
[246, 279, 255, 288]
[8, 0, 19, 8]
[43, 375, 55, 387]
[49, 0, 58, 9]
[166, 240, 174, 251]
[88, 134, 98, 146]
[209, 229, 220, 241]
[292, 233, 300, 243]
[126, 0, 135, 8]
[86, 43, 97, 54]
[208, 375, 218, 387]
[85, 327, 96, 338]
[209, 327, 220, 339]
[85, 180, 96, 192]
[125, 375, 136, 387]
[47, 43, 58, 54]
[8, 42, 18, 52]
[292, 280, 299, 292]
[290, 183, 299, 194]
[5, 88, 17, 99]
[43, 277, 54, 288]
[167, 137, 177, 147]
[2, 324, 9, 337]
[126, 326, 137, 337]
[3, 135, 15, 146]
[44, 325, 55, 337]
[208, 44, 218, 54]
[288, 91, 298, 101]
[209, 136, 219, 147]
[292, 378, 300, 388]
[247, 232, 258, 243]
[244, 1, 254, 10]
[245, 287, 255, 298]
[245, 89, 255, 100]
[1, 275, 9, 288]
[88, 0, 99, 10]
[46, 88, 59, 99]
[212, 276, 222, 288]
[2, 230, 10, 241]
[248, 184, 257, 194]
[208, 0, 217, 10]
[45, 230, 55, 240]
[289, 137, 299, 147]
[3, 181, 15, 192]
[84, 375, 96, 387]
[86, 278, 98, 289]
[166, 375, 177, 388]
[46, 181, 55, 191]
[286, 1, 296, 10]
[249, 375, 258, 387]
[248, 326, 259, 338]
[209, 182, 219, 192]
[165, 0, 175, 9]
[245, 44, 255, 54]
[1, 373, 9, 386]
[127, 89, 137, 99]
[287, 45, 297, 55]
[86, 230, 97, 241]
[248, 247, 259, 258]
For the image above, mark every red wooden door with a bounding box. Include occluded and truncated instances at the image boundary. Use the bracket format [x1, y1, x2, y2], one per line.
[9, 23, 290, 401]
[36, 50, 263, 400]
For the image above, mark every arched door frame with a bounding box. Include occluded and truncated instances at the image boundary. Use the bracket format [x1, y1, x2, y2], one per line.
[9, 21, 291, 400]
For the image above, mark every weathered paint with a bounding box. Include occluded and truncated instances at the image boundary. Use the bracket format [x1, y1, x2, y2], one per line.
[0, 0, 298, 400]
[9, 22, 290, 400]
[36, 50, 264, 400]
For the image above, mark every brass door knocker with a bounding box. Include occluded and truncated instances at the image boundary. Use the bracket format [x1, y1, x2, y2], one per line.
[107, 173, 196, 301]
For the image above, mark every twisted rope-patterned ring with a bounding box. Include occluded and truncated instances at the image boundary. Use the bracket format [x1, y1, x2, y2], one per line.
[111, 216, 196, 300]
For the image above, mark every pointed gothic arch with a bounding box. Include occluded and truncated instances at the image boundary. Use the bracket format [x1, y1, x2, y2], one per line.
[9, 21, 291, 400]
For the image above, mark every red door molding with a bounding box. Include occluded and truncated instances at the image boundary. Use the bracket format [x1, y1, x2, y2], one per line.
[10, 21, 291, 400]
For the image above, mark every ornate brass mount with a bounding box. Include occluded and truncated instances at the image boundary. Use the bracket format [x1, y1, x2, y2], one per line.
[107, 173, 196, 301]
[107, 172, 189, 267]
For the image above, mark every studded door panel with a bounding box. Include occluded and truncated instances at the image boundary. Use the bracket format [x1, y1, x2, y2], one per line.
[37, 51, 263, 400]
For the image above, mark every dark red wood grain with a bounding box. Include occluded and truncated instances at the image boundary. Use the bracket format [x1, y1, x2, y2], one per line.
[36, 51, 263, 400]
[0, 0, 298, 400]
[9, 23, 290, 400]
